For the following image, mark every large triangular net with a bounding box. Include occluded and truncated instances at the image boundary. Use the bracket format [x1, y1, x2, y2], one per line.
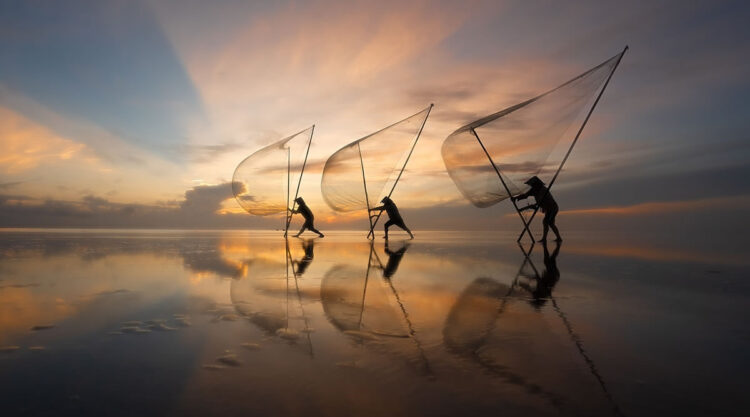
[232, 126, 313, 216]
[321, 106, 432, 213]
[441, 50, 625, 208]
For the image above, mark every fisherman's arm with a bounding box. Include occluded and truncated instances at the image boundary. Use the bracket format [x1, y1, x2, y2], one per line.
[512, 190, 532, 202]
[369, 205, 384, 212]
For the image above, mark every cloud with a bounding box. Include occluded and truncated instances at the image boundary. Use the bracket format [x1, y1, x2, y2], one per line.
[0, 181, 23, 190]
[176, 141, 248, 164]
[180, 183, 234, 214]
[0, 182, 280, 229]
[561, 195, 750, 216]
[0, 106, 91, 174]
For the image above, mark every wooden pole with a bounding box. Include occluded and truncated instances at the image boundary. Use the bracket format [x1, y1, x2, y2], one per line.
[471, 128, 535, 243]
[368, 104, 433, 239]
[284, 148, 291, 236]
[518, 46, 629, 242]
[284, 126, 314, 237]
[285, 126, 314, 237]
[358, 143, 376, 239]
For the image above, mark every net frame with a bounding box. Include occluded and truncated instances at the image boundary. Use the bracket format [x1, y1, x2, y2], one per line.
[442, 47, 628, 243]
[321, 105, 433, 238]
[231, 126, 314, 236]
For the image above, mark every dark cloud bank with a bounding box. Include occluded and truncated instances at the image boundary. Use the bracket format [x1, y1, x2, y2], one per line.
[1, 160, 748, 242]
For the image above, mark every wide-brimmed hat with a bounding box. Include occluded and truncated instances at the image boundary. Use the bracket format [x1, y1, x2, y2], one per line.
[524, 176, 544, 186]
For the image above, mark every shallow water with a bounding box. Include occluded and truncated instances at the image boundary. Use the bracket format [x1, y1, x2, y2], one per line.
[0, 229, 747, 416]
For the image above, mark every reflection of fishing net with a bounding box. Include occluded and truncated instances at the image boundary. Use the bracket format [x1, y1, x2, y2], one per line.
[321, 106, 431, 213]
[230, 259, 288, 333]
[442, 50, 625, 208]
[321, 264, 409, 338]
[443, 277, 511, 352]
[232, 127, 313, 215]
[230, 256, 312, 355]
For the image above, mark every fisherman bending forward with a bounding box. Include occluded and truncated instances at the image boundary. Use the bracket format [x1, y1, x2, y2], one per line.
[511, 176, 562, 242]
[288, 197, 324, 238]
[369, 197, 414, 240]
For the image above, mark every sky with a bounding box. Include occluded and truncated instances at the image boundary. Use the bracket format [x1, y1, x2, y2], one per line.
[0, 0, 749, 234]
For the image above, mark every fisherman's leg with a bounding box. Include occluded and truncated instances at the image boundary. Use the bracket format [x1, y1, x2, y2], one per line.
[549, 215, 562, 242]
[383, 219, 395, 240]
[308, 224, 324, 237]
[396, 220, 414, 239]
[295, 221, 311, 237]
[541, 217, 550, 241]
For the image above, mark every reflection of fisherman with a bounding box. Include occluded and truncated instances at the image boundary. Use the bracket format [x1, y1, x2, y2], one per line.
[292, 239, 315, 275]
[369, 197, 414, 240]
[519, 241, 561, 309]
[288, 197, 325, 238]
[511, 176, 562, 242]
[381, 241, 409, 279]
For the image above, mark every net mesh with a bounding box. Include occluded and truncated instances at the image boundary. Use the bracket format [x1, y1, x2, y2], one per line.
[321, 106, 431, 212]
[232, 126, 313, 216]
[441, 52, 623, 208]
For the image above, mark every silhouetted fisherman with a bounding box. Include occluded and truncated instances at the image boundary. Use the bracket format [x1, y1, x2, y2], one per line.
[520, 240, 561, 309]
[382, 241, 409, 279]
[288, 197, 324, 238]
[369, 196, 413, 239]
[511, 176, 562, 242]
[292, 239, 315, 275]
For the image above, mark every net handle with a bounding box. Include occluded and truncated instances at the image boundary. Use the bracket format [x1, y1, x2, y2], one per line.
[284, 125, 314, 237]
[517, 46, 628, 242]
[367, 104, 433, 239]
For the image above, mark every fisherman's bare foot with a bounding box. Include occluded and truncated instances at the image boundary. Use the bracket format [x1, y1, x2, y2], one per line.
[408, 234, 414, 239]
[318, 233, 325, 238]
[293, 234, 301, 238]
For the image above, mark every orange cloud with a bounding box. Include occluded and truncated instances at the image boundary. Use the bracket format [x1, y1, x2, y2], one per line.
[564, 243, 746, 265]
[0, 107, 90, 174]
[561, 195, 750, 216]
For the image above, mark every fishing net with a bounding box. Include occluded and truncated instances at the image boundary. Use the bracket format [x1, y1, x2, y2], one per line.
[441, 50, 625, 208]
[232, 126, 313, 216]
[321, 106, 432, 213]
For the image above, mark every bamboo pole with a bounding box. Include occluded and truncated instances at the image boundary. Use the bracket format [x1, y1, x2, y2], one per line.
[358, 142, 378, 240]
[518, 46, 628, 242]
[368, 104, 433, 239]
[285, 126, 314, 237]
[472, 128, 535, 243]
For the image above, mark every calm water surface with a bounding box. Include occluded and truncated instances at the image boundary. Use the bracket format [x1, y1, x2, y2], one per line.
[0, 230, 747, 416]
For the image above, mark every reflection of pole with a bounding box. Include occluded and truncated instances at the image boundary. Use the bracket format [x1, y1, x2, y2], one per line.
[472, 128, 535, 243]
[517, 46, 629, 242]
[370, 244, 434, 377]
[286, 240, 314, 357]
[357, 241, 372, 330]
[518, 245, 625, 416]
[368, 104, 433, 239]
[551, 298, 624, 417]
[358, 143, 376, 240]
[285, 238, 290, 330]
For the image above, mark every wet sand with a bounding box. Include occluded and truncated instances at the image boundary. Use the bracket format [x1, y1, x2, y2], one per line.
[0, 229, 747, 416]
